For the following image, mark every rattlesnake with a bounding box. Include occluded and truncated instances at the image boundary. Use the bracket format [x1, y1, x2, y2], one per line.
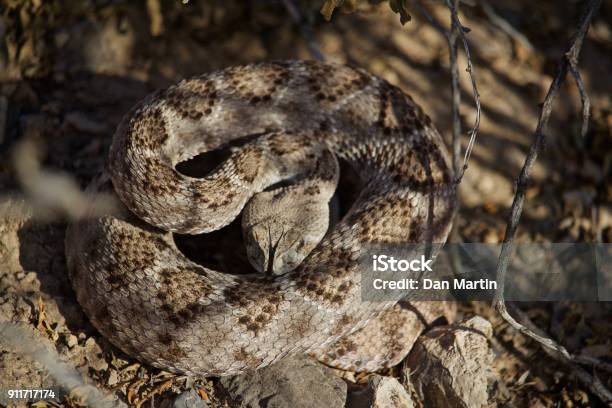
[65, 60, 456, 376]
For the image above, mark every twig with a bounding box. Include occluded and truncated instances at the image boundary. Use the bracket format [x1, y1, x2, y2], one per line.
[564, 0, 595, 138]
[282, 0, 325, 61]
[566, 52, 591, 139]
[496, 301, 571, 361]
[0, 323, 126, 407]
[445, 0, 480, 183]
[479, 0, 534, 53]
[412, 0, 480, 181]
[493, 0, 609, 403]
[447, 0, 462, 175]
[506, 304, 612, 403]
[410, 1, 479, 283]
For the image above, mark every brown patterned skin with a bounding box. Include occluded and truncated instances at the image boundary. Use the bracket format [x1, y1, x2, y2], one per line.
[65, 60, 456, 376]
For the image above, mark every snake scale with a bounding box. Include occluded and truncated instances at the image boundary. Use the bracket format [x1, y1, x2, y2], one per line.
[65, 60, 456, 376]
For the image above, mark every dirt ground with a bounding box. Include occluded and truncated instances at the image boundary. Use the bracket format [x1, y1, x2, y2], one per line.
[0, 0, 611, 407]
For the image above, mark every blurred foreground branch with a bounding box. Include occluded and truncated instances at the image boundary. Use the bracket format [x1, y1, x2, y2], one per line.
[0, 322, 125, 407]
[492, 0, 610, 403]
[0, 137, 118, 221]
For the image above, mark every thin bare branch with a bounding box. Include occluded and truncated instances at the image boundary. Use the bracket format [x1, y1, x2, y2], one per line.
[445, 0, 481, 183]
[479, 0, 534, 53]
[448, 0, 462, 176]
[494, 0, 600, 313]
[493, 0, 608, 403]
[496, 301, 571, 361]
[412, 0, 480, 181]
[506, 304, 612, 403]
[567, 60, 591, 138]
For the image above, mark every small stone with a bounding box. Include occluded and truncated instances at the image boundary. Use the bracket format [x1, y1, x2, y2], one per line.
[347, 375, 414, 408]
[107, 370, 119, 386]
[173, 389, 208, 408]
[84, 337, 108, 372]
[65, 333, 78, 348]
[22, 272, 38, 284]
[219, 354, 346, 408]
[403, 316, 497, 408]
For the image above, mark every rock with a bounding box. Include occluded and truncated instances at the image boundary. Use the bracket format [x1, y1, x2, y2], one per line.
[403, 316, 496, 408]
[219, 355, 346, 408]
[106, 370, 118, 387]
[347, 375, 414, 408]
[84, 337, 108, 372]
[173, 389, 208, 408]
[62, 333, 78, 348]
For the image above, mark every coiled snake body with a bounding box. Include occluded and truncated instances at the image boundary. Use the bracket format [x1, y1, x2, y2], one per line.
[66, 60, 456, 376]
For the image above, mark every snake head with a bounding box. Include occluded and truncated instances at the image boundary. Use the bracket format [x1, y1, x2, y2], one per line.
[243, 221, 324, 275]
[242, 198, 329, 275]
